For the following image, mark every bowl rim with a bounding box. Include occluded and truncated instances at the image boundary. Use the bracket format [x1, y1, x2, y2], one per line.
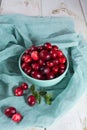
[19, 50, 69, 83]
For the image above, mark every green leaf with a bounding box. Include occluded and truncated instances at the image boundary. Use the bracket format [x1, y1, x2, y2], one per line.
[44, 94, 53, 105]
[39, 91, 47, 96]
[33, 91, 41, 104]
[30, 84, 35, 93]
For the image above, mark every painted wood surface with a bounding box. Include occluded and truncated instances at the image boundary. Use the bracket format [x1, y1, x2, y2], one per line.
[0, 0, 87, 130]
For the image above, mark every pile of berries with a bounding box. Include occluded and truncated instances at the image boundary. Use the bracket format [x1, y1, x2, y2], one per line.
[21, 42, 67, 80]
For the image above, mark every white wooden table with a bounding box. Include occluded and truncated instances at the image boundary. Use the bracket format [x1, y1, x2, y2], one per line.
[0, 0, 87, 130]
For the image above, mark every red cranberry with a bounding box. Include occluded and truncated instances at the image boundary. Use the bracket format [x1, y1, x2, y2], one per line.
[23, 66, 31, 75]
[21, 63, 27, 69]
[59, 64, 66, 69]
[52, 66, 59, 74]
[37, 45, 44, 51]
[39, 50, 50, 60]
[44, 42, 52, 50]
[43, 67, 50, 75]
[22, 55, 32, 63]
[57, 50, 63, 57]
[31, 63, 40, 70]
[50, 49, 57, 59]
[53, 59, 59, 65]
[47, 72, 55, 80]
[12, 113, 22, 123]
[30, 45, 37, 51]
[52, 45, 59, 50]
[38, 59, 46, 66]
[59, 56, 66, 64]
[21, 83, 28, 90]
[47, 61, 54, 67]
[59, 69, 65, 75]
[4, 107, 16, 117]
[25, 49, 31, 55]
[31, 71, 42, 80]
[14, 87, 23, 96]
[27, 95, 36, 106]
[31, 51, 39, 61]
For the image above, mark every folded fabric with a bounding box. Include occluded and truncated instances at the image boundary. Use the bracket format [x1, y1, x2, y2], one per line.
[0, 14, 87, 130]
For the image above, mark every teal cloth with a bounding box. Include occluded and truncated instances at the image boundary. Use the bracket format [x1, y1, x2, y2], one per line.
[0, 14, 87, 130]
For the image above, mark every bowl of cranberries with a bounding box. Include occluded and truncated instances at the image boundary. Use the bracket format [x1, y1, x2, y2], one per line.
[19, 42, 69, 87]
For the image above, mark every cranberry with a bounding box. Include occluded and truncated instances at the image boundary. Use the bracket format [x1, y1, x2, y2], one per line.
[47, 61, 54, 67]
[59, 69, 65, 75]
[50, 49, 57, 59]
[59, 64, 66, 69]
[31, 63, 40, 70]
[37, 45, 44, 51]
[21, 83, 28, 90]
[31, 71, 42, 80]
[47, 72, 55, 80]
[30, 45, 37, 51]
[43, 67, 50, 75]
[22, 55, 32, 63]
[23, 65, 31, 75]
[39, 50, 48, 60]
[59, 56, 66, 64]
[12, 113, 22, 123]
[21, 63, 27, 69]
[38, 59, 46, 66]
[31, 51, 39, 61]
[14, 87, 23, 96]
[44, 42, 52, 50]
[25, 49, 31, 55]
[52, 45, 59, 51]
[4, 107, 16, 117]
[53, 59, 59, 65]
[27, 95, 36, 106]
[52, 66, 59, 74]
[57, 50, 63, 57]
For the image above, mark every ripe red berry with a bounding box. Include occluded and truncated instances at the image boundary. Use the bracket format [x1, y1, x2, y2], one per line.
[31, 63, 40, 70]
[47, 72, 55, 80]
[23, 65, 31, 75]
[59, 56, 66, 64]
[57, 50, 63, 57]
[47, 61, 54, 67]
[44, 42, 52, 50]
[50, 49, 57, 59]
[4, 107, 16, 117]
[52, 66, 59, 74]
[21, 83, 28, 90]
[27, 95, 36, 106]
[31, 51, 39, 61]
[22, 55, 32, 63]
[14, 87, 23, 96]
[59, 64, 66, 69]
[52, 45, 59, 51]
[12, 113, 22, 123]
[58, 69, 65, 75]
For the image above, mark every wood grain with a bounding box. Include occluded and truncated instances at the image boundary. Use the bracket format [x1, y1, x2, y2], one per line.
[80, 0, 87, 25]
[0, 0, 41, 16]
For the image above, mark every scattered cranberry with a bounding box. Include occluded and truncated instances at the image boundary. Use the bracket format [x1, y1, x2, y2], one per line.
[12, 113, 22, 123]
[21, 83, 28, 90]
[14, 87, 23, 96]
[31, 51, 39, 61]
[27, 95, 36, 106]
[4, 107, 16, 117]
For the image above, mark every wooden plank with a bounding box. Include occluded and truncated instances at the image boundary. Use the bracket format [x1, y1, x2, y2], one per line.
[0, 0, 41, 16]
[42, 0, 87, 40]
[80, 0, 87, 25]
[46, 95, 87, 130]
